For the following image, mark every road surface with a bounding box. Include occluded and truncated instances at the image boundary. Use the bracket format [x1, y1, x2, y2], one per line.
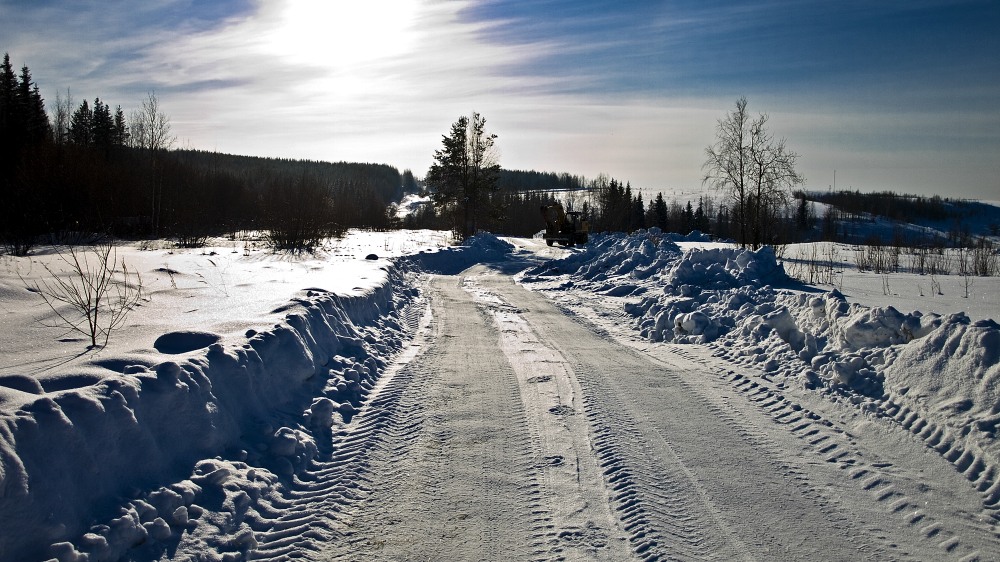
[250, 266, 999, 561]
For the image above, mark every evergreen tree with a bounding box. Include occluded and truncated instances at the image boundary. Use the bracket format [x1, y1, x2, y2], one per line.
[715, 205, 729, 239]
[694, 199, 710, 232]
[92, 98, 114, 150]
[69, 99, 93, 146]
[623, 183, 633, 231]
[0, 54, 18, 141]
[795, 192, 812, 231]
[631, 194, 646, 231]
[112, 105, 128, 147]
[426, 112, 501, 238]
[401, 169, 418, 193]
[18, 65, 50, 143]
[653, 193, 668, 230]
[0, 56, 50, 147]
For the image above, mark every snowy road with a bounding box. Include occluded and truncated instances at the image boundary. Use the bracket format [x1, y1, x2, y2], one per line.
[252, 266, 999, 561]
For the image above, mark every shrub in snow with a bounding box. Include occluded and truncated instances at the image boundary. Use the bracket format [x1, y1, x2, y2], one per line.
[25, 242, 144, 348]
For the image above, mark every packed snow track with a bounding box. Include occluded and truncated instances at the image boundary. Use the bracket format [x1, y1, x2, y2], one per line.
[250, 265, 999, 561]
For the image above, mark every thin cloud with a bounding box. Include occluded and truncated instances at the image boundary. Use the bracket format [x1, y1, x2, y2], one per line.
[2, 0, 998, 198]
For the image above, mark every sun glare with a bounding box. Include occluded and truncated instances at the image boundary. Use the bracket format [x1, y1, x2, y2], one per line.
[266, 0, 419, 68]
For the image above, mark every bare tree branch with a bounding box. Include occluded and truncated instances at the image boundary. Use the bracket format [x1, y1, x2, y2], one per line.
[24, 243, 144, 348]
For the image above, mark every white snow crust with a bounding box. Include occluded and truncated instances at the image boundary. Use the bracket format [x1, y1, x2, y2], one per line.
[0, 232, 448, 561]
[521, 228, 1000, 515]
[1, 226, 999, 560]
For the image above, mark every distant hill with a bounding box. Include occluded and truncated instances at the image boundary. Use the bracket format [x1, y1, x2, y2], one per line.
[803, 190, 1000, 245]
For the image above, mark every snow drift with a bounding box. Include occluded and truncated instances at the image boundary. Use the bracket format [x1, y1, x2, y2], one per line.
[405, 232, 514, 274]
[0, 263, 421, 561]
[524, 229, 1000, 481]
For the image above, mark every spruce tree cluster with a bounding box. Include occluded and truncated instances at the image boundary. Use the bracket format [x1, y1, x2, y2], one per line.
[0, 53, 407, 254]
[0, 53, 51, 151]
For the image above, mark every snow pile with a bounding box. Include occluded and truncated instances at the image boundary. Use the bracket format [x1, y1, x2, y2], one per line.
[524, 230, 682, 294]
[0, 264, 420, 561]
[730, 296, 1000, 448]
[394, 193, 432, 219]
[524, 231, 787, 345]
[524, 230, 999, 466]
[622, 244, 788, 344]
[882, 316, 1000, 434]
[406, 232, 514, 274]
[716, 290, 943, 397]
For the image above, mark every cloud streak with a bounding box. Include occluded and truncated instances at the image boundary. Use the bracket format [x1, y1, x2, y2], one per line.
[3, 0, 999, 198]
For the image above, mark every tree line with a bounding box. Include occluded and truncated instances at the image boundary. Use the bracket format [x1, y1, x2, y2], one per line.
[807, 190, 952, 224]
[0, 53, 404, 254]
[417, 100, 812, 246]
[16, 63, 968, 256]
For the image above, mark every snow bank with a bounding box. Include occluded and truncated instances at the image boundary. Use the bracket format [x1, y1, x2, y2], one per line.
[882, 316, 1000, 433]
[526, 229, 1000, 471]
[524, 231, 786, 344]
[525, 229, 682, 286]
[405, 232, 514, 274]
[0, 263, 421, 561]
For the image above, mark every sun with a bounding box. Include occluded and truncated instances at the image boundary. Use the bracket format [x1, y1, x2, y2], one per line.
[265, 0, 420, 69]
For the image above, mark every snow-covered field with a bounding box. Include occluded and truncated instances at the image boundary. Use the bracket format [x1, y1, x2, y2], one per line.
[1, 227, 998, 561]
[0, 231, 452, 561]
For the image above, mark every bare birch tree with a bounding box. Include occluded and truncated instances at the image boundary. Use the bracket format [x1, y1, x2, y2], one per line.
[52, 88, 73, 145]
[128, 91, 175, 236]
[128, 91, 174, 153]
[703, 97, 803, 248]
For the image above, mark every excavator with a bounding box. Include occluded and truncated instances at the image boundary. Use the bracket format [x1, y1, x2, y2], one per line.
[540, 203, 589, 246]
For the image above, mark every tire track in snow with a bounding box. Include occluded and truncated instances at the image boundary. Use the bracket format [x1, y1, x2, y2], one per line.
[668, 344, 1000, 561]
[880, 397, 1000, 532]
[487, 276, 752, 560]
[249, 300, 433, 560]
[463, 270, 632, 560]
[506, 277, 931, 561]
[264, 273, 551, 561]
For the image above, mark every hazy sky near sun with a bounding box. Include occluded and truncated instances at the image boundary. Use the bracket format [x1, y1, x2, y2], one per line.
[3, 0, 999, 199]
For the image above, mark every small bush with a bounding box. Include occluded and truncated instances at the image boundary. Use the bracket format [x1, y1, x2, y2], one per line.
[26, 242, 143, 348]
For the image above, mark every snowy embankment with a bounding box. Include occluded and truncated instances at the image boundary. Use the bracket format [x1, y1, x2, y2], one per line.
[0, 233, 466, 562]
[522, 229, 1000, 502]
[2, 268, 417, 561]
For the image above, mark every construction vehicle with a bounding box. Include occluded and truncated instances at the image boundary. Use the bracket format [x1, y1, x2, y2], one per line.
[540, 203, 589, 246]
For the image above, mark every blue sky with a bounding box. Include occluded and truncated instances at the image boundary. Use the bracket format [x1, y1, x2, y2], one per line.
[2, 0, 998, 199]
